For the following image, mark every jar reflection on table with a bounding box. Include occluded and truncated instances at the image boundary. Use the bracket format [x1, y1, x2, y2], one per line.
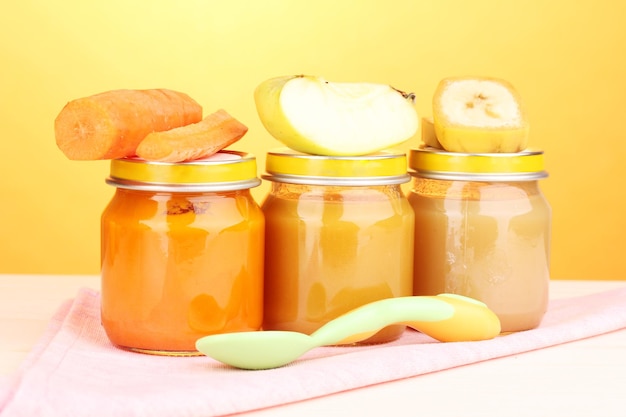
[408, 147, 552, 332]
[101, 151, 264, 355]
[261, 149, 415, 344]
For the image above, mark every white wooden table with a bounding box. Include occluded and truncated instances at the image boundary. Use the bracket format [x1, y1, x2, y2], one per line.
[1, 275, 625, 416]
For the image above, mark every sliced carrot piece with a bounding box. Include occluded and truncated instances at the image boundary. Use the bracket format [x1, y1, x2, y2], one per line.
[54, 89, 202, 160]
[135, 109, 248, 163]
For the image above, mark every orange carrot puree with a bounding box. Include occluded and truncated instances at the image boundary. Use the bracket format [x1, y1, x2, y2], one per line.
[101, 188, 264, 353]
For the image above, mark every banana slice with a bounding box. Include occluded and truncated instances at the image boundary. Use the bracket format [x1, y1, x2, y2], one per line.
[420, 116, 442, 149]
[254, 75, 418, 156]
[432, 77, 529, 153]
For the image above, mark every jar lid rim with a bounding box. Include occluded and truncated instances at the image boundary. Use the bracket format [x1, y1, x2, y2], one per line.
[408, 146, 548, 181]
[107, 150, 261, 190]
[264, 147, 409, 184]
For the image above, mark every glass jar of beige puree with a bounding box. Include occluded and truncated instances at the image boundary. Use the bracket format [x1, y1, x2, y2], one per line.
[261, 148, 415, 343]
[408, 147, 551, 332]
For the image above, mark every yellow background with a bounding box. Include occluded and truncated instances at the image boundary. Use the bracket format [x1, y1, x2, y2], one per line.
[1, 0, 625, 280]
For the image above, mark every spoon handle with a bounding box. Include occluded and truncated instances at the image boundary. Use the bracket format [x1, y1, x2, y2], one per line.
[309, 294, 501, 346]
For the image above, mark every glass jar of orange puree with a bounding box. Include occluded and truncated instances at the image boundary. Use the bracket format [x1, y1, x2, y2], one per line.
[101, 151, 264, 355]
[261, 148, 414, 344]
[408, 146, 552, 332]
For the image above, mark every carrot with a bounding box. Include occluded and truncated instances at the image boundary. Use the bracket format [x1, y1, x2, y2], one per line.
[135, 109, 248, 162]
[54, 89, 202, 160]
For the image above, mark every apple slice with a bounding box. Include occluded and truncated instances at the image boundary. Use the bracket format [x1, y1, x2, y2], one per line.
[254, 75, 418, 156]
[432, 76, 529, 153]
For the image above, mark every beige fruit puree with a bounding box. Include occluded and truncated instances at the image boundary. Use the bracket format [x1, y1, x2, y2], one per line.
[408, 148, 551, 332]
[262, 149, 414, 343]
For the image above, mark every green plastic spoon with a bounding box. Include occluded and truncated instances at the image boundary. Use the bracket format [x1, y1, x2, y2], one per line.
[196, 293, 501, 370]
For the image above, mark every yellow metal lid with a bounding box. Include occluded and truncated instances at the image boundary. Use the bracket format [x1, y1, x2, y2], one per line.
[409, 146, 548, 181]
[106, 150, 261, 191]
[263, 147, 410, 186]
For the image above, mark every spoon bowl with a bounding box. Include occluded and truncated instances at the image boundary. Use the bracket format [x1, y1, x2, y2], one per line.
[197, 331, 316, 370]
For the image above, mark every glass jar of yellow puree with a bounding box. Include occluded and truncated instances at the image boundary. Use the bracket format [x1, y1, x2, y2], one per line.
[101, 151, 264, 355]
[261, 148, 414, 344]
[408, 147, 551, 332]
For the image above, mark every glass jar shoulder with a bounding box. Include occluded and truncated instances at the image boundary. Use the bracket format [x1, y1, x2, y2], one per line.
[262, 183, 413, 223]
[408, 178, 550, 220]
[102, 189, 263, 230]
[410, 177, 544, 200]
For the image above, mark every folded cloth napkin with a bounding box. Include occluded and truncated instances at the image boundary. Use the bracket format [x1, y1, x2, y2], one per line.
[1, 286, 626, 417]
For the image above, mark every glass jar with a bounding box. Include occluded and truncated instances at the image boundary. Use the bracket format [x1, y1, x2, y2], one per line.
[261, 148, 414, 344]
[101, 151, 264, 355]
[408, 147, 552, 332]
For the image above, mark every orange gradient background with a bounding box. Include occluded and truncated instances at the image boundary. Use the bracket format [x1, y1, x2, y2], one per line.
[1, 0, 625, 280]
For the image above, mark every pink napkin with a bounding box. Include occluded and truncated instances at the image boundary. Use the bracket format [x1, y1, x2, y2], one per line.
[1, 286, 625, 417]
